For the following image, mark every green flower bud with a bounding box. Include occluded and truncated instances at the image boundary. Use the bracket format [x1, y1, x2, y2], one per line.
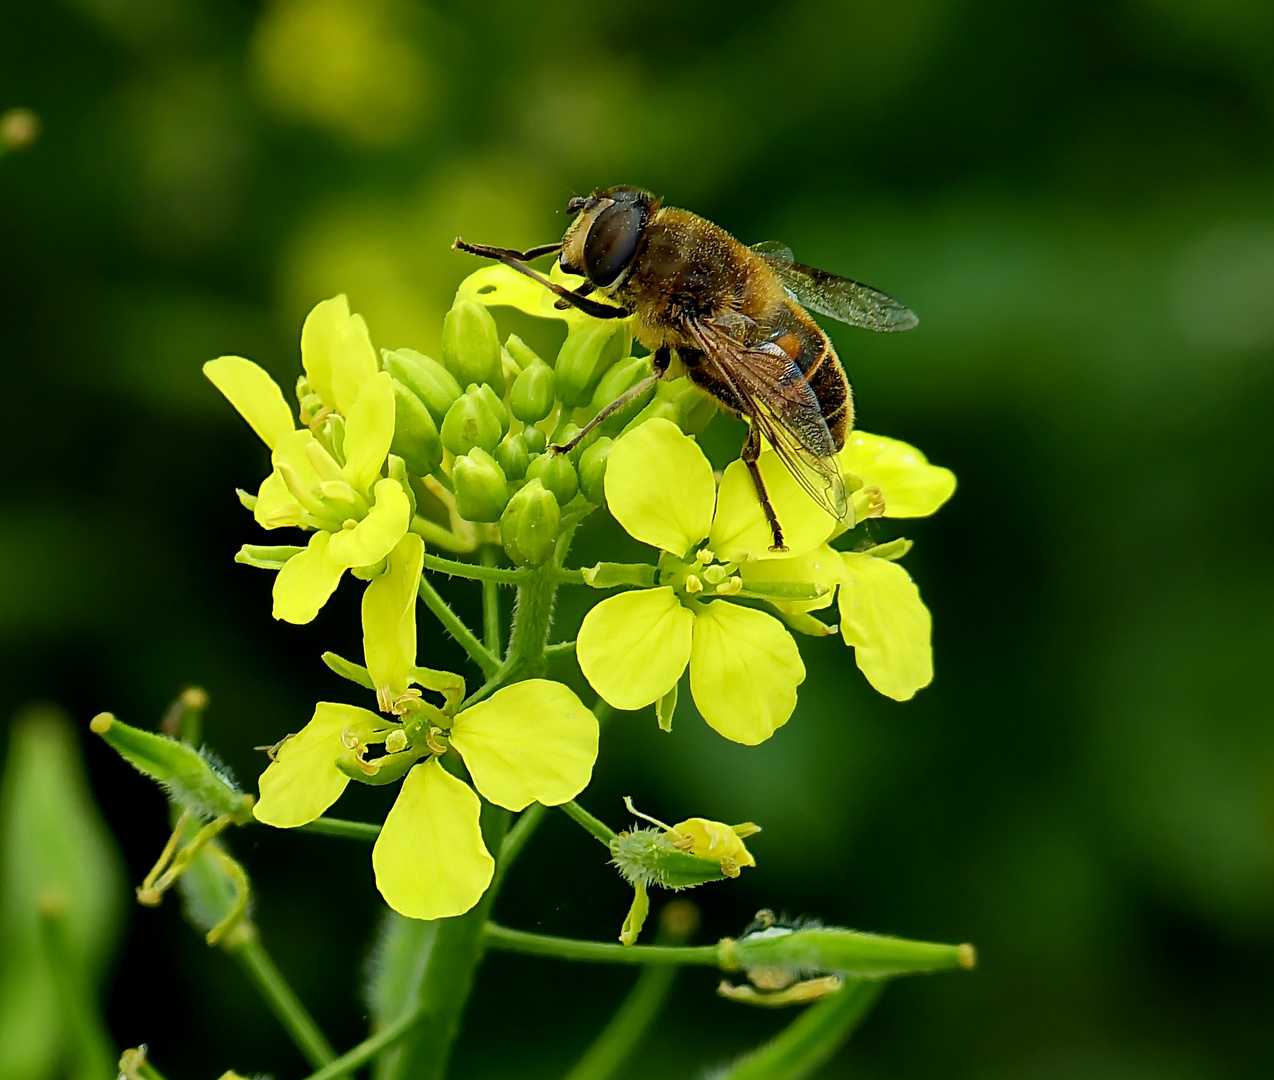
[452, 448, 509, 522]
[510, 359, 556, 424]
[555, 320, 631, 407]
[494, 432, 530, 481]
[500, 479, 560, 567]
[526, 451, 578, 505]
[389, 378, 444, 476]
[504, 333, 544, 372]
[474, 382, 510, 436]
[621, 375, 714, 437]
[441, 386, 503, 456]
[89, 714, 253, 822]
[523, 426, 548, 455]
[590, 356, 655, 433]
[578, 436, 613, 504]
[382, 348, 462, 424]
[549, 420, 586, 458]
[443, 301, 504, 394]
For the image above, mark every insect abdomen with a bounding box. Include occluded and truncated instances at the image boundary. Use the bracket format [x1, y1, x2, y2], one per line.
[770, 302, 853, 451]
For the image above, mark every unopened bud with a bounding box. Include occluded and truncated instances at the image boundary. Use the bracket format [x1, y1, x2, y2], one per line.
[526, 451, 578, 505]
[523, 426, 548, 455]
[443, 301, 504, 394]
[494, 432, 531, 481]
[555, 320, 631, 407]
[578, 436, 613, 504]
[500, 479, 560, 567]
[510, 359, 556, 424]
[453, 448, 509, 522]
[590, 356, 655, 432]
[622, 376, 714, 437]
[441, 386, 503, 456]
[723, 922, 975, 980]
[382, 348, 462, 424]
[504, 333, 544, 372]
[389, 379, 444, 476]
[475, 382, 510, 436]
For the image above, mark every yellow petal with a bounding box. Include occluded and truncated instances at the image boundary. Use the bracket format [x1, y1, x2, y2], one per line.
[838, 551, 933, 700]
[372, 759, 494, 921]
[253, 469, 305, 530]
[671, 818, 756, 868]
[328, 478, 410, 567]
[604, 418, 715, 556]
[273, 531, 345, 623]
[710, 452, 838, 562]
[689, 601, 804, 745]
[342, 370, 395, 493]
[577, 588, 693, 711]
[362, 534, 424, 701]
[204, 356, 296, 451]
[839, 432, 956, 518]
[253, 702, 377, 827]
[451, 680, 598, 811]
[270, 428, 329, 518]
[454, 263, 589, 325]
[300, 294, 379, 415]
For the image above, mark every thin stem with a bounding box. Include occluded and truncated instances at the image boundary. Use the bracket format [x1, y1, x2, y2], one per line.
[300, 1000, 429, 1080]
[297, 816, 380, 841]
[560, 799, 617, 845]
[232, 935, 336, 1068]
[480, 546, 502, 654]
[417, 574, 499, 677]
[484, 924, 720, 967]
[499, 802, 546, 869]
[425, 551, 526, 585]
[543, 640, 576, 663]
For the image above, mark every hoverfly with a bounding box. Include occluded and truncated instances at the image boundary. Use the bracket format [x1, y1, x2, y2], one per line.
[454, 186, 917, 550]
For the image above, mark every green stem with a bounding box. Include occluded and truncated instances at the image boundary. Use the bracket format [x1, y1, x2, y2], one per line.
[417, 574, 499, 677]
[543, 640, 577, 663]
[297, 816, 381, 841]
[232, 934, 336, 1068]
[480, 546, 502, 653]
[716, 979, 885, 1080]
[301, 1000, 430, 1080]
[560, 800, 617, 845]
[424, 551, 526, 585]
[499, 803, 546, 870]
[503, 567, 558, 675]
[39, 898, 116, 1080]
[484, 923, 720, 967]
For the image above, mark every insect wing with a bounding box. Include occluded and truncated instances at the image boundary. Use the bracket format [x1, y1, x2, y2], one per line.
[750, 242, 918, 333]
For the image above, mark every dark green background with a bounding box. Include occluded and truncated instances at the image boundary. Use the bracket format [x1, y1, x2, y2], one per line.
[3, 0, 1273, 1076]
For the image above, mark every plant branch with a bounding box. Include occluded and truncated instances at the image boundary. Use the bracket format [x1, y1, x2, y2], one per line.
[300, 999, 429, 1080]
[424, 551, 526, 585]
[232, 934, 336, 1068]
[417, 574, 500, 677]
[559, 800, 617, 845]
[297, 816, 380, 841]
[484, 923, 719, 967]
[480, 546, 502, 654]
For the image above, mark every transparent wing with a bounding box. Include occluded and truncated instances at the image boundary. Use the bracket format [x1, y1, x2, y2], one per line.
[686, 319, 849, 522]
[750, 242, 919, 332]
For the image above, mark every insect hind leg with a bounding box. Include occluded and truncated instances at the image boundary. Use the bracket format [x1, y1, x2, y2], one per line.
[742, 424, 787, 552]
[550, 348, 671, 455]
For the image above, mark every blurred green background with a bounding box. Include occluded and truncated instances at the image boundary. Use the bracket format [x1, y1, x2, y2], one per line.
[3, 0, 1273, 1076]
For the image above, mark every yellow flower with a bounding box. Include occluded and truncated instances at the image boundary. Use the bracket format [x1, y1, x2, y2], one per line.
[254, 535, 599, 920]
[578, 419, 833, 746]
[668, 817, 760, 878]
[838, 431, 956, 519]
[205, 296, 409, 624]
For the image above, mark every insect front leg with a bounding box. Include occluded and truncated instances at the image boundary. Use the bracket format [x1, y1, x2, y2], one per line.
[453, 238, 631, 320]
[551, 347, 670, 455]
[742, 424, 787, 552]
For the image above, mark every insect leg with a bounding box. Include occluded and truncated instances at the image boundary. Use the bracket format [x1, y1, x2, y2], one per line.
[742, 424, 787, 552]
[453, 238, 631, 319]
[456, 240, 563, 262]
[554, 282, 596, 309]
[550, 348, 670, 454]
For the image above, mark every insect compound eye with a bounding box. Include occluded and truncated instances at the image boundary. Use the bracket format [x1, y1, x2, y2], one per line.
[582, 199, 646, 287]
[566, 196, 588, 214]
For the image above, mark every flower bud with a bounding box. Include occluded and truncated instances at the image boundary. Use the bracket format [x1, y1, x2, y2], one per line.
[390, 379, 444, 476]
[510, 359, 556, 423]
[382, 348, 461, 424]
[452, 448, 509, 522]
[474, 382, 510, 436]
[555, 320, 631, 407]
[526, 451, 578, 505]
[590, 356, 655, 432]
[441, 386, 503, 456]
[621, 376, 714, 437]
[500, 479, 560, 567]
[523, 426, 548, 455]
[504, 333, 544, 372]
[442, 301, 504, 394]
[578, 436, 613, 504]
[549, 420, 586, 458]
[494, 432, 530, 481]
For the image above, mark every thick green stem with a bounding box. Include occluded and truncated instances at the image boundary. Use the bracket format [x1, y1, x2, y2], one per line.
[232, 934, 336, 1068]
[560, 800, 617, 845]
[484, 924, 720, 966]
[417, 574, 499, 677]
[39, 899, 116, 1080]
[503, 567, 558, 675]
[480, 546, 502, 654]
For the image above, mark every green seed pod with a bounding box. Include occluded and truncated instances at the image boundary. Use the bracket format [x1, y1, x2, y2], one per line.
[440, 386, 503, 456]
[452, 448, 510, 522]
[504, 333, 544, 372]
[578, 436, 613, 504]
[523, 425, 548, 455]
[494, 432, 530, 481]
[389, 378, 444, 476]
[382, 348, 462, 424]
[554, 320, 631, 407]
[442, 300, 504, 394]
[525, 451, 578, 506]
[725, 924, 975, 980]
[509, 359, 556, 424]
[500, 479, 561, 567]
[590, 355, 655, 433]
[474, 382, 510, 436]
